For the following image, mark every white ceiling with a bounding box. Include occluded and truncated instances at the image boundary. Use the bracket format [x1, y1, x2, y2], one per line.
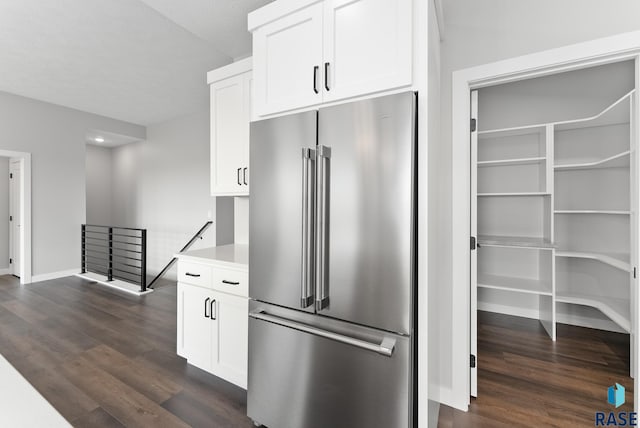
[0, 0, 272, 126]
[86, 129, 144, 148]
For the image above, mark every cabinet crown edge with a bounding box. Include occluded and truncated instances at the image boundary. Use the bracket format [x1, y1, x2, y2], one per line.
[207, 57, 253, 84]
[248, 0, 322, 32]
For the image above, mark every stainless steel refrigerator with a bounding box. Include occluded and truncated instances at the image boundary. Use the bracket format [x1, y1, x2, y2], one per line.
[248, 92, 417, 428]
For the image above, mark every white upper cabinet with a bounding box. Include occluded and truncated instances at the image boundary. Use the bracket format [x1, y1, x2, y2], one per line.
[249, 0, 413, 117]
[322, 0, 412, 102]
[208, 58, 252, 196]
[252, 2, 324, 116]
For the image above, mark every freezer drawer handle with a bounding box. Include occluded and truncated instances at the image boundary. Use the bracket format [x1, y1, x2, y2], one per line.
[222, 280, 240, 285]
[250, 311, 396, 357]
[186, 273, 201, 277]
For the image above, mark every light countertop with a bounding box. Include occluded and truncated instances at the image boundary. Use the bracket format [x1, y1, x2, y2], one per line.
[175, 244, 248, 270]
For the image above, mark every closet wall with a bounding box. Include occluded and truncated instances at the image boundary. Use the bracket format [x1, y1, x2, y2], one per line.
[476, 60, 636, 334]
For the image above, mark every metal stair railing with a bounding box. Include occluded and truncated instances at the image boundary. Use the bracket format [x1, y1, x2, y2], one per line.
[147, 221, 213, 289]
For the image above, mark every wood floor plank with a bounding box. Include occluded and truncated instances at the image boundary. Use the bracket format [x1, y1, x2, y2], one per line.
[0, 275, 253, 427]
[60, 355, 191, 428]
[71, 407, 126, 428]
[440, 311, 634, 427]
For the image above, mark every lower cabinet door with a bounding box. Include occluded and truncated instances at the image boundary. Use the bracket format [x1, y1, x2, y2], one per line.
[178, 283, 215, 372]
[215, 291, 249, 388]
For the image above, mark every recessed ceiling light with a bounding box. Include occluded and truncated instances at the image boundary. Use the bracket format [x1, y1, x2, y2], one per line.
[95, 137, 105, 143]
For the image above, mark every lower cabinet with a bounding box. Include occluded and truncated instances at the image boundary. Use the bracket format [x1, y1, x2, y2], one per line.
[177, 282, 248, 388]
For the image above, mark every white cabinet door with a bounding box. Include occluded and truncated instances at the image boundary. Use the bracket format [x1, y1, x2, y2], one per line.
[252, 1, 324, 116]
[322, 0, 412, 102]
[214, 291, 249, 388]
[210, 72, 251, 196]
[177, 283, 216, 372]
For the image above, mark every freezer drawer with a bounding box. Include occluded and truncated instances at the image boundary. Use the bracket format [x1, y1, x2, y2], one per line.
[247, 303, 412, 428]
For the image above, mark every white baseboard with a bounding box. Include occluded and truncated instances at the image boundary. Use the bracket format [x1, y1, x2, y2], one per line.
[30, 268, 80, 283]
[478, 301, 540, 320]
[556, 312, 625, 334]
[479, 302, 625, 333]
[0, 268, 10, 276]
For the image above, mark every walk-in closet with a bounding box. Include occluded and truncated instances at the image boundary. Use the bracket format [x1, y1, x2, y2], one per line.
[470, 60, 638, 409]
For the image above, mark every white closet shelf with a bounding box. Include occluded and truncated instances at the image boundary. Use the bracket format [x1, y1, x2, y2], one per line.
[477, 192, 551, 197]
[555, 293, 630, 333]
[555, 250, 631, 272]
[477, 156, 546, 167]
[478, 124, 545, 140]
[478, 235, 554, 249]
[554, 90, 633, 131]
[554, 210, 630, 215]
[554, 150, 630, 171]
[478, 273, 552, 296]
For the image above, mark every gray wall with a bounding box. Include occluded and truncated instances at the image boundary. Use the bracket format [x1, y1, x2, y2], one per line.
[111, 110, 233, 280]
[0, 158, 8, 270]
[432, 0, 640, 406]
[0, 90, 144, 278]
[85, 144, 113, 226]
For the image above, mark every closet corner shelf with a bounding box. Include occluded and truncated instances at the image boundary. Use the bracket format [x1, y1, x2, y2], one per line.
[478, 273, 552, 296]
[478, 235, 554, 250]
[555, 293, 630, 333]
[477, 157, 545, 167]
[554, 150, 630, 171]
[554, 210, 631, 215]
[554, 90, 633, 131]
[555, 250, 631, 272]
[477, 192, 551, 197]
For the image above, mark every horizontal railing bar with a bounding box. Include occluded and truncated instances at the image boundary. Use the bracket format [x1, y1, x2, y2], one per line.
[84, 224, 146, 232]
[85, 248, 109, 256]
[112, 254, 142, 262]
[112, 233, 142, 239]
[86, 256, 108, 264]
[112, 248, 142, 254]
[113, 261, 142, 270]
[112, 266, 141, 276]
[85, 231, 109, 236]
[111, 240, 142, 246]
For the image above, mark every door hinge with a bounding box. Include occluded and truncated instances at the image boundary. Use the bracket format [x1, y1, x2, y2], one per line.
[470, 354, 476, 368]
[470, 236, 477, 250]
[9, 215, 12, 222]
[9, 173, 12, 179]
[9, 259, 12, 265]
[634, 267, 637, 279]
[470, 118, 477, 132]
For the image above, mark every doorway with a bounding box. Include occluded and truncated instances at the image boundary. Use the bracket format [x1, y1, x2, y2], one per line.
[450, 32, 640, 413]
[0, 151, 31, 284]
[9, 159, 21, 277]
[467, 61, 637, 424]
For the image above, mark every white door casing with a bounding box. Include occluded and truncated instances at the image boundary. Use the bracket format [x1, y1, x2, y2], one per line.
[470, 90, 478, 398]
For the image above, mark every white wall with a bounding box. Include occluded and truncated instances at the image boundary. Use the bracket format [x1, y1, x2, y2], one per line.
[85, 144, 113, 226]
[0, 158, 8, 271]
[434, 0, 640, 408]
[111, 110, 232, 280]
[0, 90, 144, 278]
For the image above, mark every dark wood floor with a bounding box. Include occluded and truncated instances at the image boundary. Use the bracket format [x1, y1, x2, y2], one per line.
[439, 311, 634, 427]
[0, 274, 254, 428]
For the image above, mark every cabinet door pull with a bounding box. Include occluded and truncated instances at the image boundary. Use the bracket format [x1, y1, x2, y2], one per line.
[222, 280, 240, 285]
[324, 62, 330, 91]
[313, 66, 319, 94]
[237, 168, 242, 185]
[204, 297, 210, 318]
[210, 299, 217, 320]
[185, 272, 201, 278]
[243, 167, 248, 185]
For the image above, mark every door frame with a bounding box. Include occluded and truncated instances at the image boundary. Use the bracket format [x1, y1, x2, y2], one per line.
[451, 31, 640, 412]
[1, 150, 31, 284]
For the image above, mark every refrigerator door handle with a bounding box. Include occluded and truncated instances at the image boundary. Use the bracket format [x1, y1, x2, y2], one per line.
[249, 310, 396, 357]
[315, 145, 331, 311]
[301, 148, 315, 308]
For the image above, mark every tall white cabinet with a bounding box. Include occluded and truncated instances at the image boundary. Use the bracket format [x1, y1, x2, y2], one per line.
[472, 62, 637, 350]
[208, 58, 252, 196]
